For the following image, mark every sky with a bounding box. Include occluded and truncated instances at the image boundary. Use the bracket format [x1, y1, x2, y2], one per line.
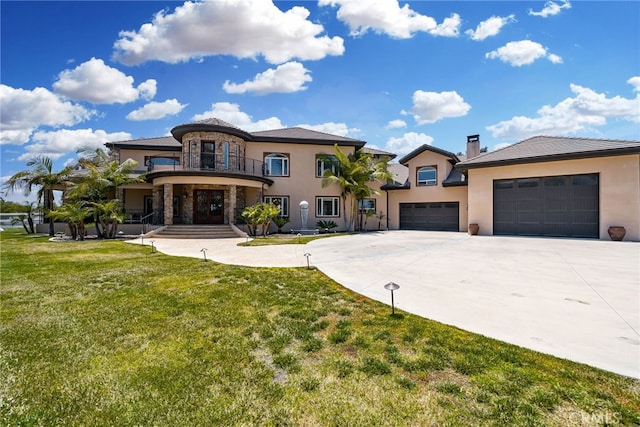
[1, 0, 639, 203]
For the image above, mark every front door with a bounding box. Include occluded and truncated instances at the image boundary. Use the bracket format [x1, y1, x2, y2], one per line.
[194, 190, 224, 224]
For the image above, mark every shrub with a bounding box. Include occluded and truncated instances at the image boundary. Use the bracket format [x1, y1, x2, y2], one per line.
[316, 220, 338, 233]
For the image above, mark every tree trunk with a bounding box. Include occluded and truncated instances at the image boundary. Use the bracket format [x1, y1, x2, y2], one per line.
[27, 214, 35, 234]
[44, 189, 54, 237]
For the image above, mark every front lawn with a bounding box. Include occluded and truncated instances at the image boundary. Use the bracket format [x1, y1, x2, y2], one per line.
[1, 229, 638, 425]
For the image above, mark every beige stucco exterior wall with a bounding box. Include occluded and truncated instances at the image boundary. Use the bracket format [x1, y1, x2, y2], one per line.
[467, 154, 640, 241]
[385, 150, 469, 231]
[245, 142, 356, 230]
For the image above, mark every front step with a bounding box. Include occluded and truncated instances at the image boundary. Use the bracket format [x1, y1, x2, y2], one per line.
[152, 225, 239, 239]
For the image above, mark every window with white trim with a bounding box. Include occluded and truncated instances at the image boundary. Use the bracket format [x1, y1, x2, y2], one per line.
[417, 166, 437, 186]
[316, 155, 338, 177]
[316, 197, 340, 217]
[358, 198, 376, 213]
[264, 196, 289, 217]
[264, 153, 289, 176]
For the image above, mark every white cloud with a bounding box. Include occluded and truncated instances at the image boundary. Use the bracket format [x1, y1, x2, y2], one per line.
[485, 40, 562, 66]
[386, 119, 407, 129]
[547, 53, 563, 64]
[529, 0, 571, 18]
[430, 13, 462, 38]
[628, 76, 640, 92]
[18, 128, 132, 161]
[0, 84, 94, 145]
[402, 90, 471, 124]
[486, 79, 640, 139]
[137, 80, 158, 100]
[465, 15, 515, 41]
[126, 99, 187, 121]
[113, 0, 344, 65]
[223, 62, 312, 95]
[319, 0, 460, 39]
[53, 58, 156, 104]
[192, 102, 284, 132]
[295, 122, 360, 137]
[384, 132, 434, 156]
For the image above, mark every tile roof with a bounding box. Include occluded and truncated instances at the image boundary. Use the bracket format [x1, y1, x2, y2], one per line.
[106, 136, 180, 149]
[109, 119, 367, 149]
[456, 136, 640, 169]
[381, 163, 410, 190]
[362, 146, 397, 159]
[251, 127, 365, 146]
[190, 117, 243, 130]
[397, 144, 460, 165]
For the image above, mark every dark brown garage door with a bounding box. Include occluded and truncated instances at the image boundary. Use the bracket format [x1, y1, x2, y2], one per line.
[493, 174, 599, 238]
[400, 202, 459, 231]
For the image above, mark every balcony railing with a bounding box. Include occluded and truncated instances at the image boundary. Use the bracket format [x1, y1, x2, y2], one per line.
[147, 153, 266, 178]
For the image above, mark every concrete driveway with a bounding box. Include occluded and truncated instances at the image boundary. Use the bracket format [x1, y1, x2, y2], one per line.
[306, 231, 640, 379]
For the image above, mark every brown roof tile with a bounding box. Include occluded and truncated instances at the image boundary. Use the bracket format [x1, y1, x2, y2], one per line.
[251, 127, 365, 146]
[456, 135, 640, 169]
[106, 136, 180, 149]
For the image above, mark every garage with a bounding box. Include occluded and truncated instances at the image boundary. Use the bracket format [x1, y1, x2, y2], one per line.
[493, 173, 599, 238]
[399, 202, 459, 231]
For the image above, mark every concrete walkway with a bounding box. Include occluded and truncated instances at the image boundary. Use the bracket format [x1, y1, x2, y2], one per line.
[127, 236, 309, 267]
[128, 232, 640, 378]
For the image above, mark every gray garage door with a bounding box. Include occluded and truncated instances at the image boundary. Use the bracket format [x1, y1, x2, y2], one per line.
[400, 202, 459, 231]
[493, 173, 599, 238]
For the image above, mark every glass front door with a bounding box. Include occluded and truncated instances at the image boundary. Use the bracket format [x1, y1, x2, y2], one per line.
[194, 190, 224, 224]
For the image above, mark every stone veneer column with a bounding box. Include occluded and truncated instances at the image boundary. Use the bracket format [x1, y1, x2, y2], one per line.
[229, 185, 236, 224]
[163, 183, 173, 225]
[152, 185, 163, 224]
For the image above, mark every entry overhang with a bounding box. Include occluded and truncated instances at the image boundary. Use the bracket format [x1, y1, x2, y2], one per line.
[149, 171, 272, 188]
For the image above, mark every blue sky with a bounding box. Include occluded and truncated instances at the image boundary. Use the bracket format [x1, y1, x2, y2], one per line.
[1, 0, 639, 202]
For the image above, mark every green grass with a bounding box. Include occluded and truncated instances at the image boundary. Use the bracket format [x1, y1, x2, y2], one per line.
[238, 232, 351, 246]
[1, 228, 639, 426]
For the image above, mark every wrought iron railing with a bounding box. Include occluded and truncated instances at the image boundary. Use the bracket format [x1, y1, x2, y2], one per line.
[148, 153, 266, 178]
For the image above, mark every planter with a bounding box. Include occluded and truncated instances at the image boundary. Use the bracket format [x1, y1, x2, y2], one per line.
[468, 223, 479, 235]
[608, 226, 626, 241]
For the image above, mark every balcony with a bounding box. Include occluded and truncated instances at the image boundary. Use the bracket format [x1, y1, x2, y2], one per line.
[146, 153, 267, 180]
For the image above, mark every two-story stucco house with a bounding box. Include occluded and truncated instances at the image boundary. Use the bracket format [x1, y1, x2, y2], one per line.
[106, 118, 366, 232]
[106, 117, 640, 241]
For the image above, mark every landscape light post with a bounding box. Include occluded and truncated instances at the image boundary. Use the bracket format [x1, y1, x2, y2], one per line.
[304, 252, 311, 269]
[384, 282, 400, 315]
[200, 248, 208, 262]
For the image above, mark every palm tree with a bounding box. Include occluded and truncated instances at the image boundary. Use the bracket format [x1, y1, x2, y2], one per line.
[320, 145, 393, 231]
[5, 156, 72, 236]
[68, 148, 143, 202]
[49, 201, 92, 240]
[66, 148, 143, 238]
[319, 146, 360, 231]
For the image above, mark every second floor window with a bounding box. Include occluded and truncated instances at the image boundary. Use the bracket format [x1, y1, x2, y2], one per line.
[265, 153, 289, 176]
[316, 155, 338, 177]
[417, 166, 437, 186]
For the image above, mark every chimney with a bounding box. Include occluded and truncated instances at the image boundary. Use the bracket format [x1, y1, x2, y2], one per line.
[466, 134, 480, 159]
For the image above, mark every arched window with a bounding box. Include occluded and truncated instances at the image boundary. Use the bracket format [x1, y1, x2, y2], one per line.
[417, 166, 437, 186]
[264, 153, 289, 176]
